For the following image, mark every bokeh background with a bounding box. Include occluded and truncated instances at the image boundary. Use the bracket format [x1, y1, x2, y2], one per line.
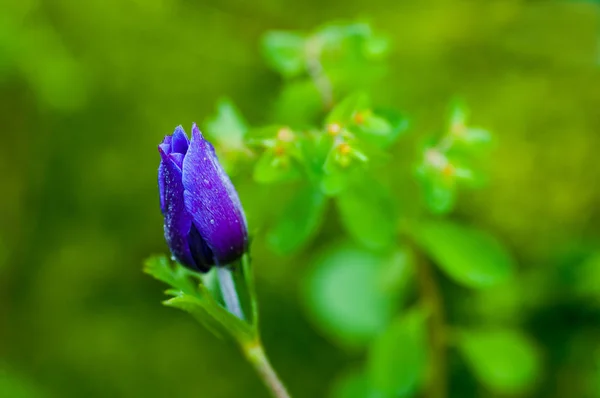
[2, 0, 600, 397]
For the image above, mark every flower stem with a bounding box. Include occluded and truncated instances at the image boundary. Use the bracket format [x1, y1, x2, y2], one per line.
[217, 266, 244, 320]
[243, 341, 291, 398]
[414, 248, 447, 398]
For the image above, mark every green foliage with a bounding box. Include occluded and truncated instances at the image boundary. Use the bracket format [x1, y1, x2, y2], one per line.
[200, 20, 531, 398]
[262, 32, 307, 78]
[302, 245, 404, 347]
[336, 181, 397, 250]
[205, 98, 248, 150]
[457, 328, 542, 394]
[267, 184, 327, 254]
[329, 369, 383, 398]
[144, 255, 257, 344]
[367, 310, 428, 397]
[415, 103, 491, 214]
[412, 220, 515, 288]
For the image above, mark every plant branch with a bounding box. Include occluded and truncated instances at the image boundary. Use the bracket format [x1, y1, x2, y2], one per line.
[243, 340, 291, 398]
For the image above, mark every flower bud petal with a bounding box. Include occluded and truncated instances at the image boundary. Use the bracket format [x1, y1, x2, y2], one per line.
[182, 124, 248, 265]
[158, 143, 196, 269]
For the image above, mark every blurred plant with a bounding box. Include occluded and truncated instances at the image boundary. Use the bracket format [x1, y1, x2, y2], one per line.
[146, 21, 543, 398]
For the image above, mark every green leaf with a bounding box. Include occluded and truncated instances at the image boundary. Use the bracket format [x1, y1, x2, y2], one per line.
[368, 310, 428, 397]
[412, 221, 515, 288]
[363, 35, 390, 58]
[143, 255, 196, 294]
[320, 141, 366, 196]
[420, 172, 457, 215]
[303, 244, 398, 347]
[463, 127, 492, 146]
[262, 31, 306, 78]
[326, 92, 369, 125]
[144, 255, 256, 343]
[205, 98, 247, 149]
[457, 328, 542, 394]
[336, 182, 397, 250]
[315, 23, 371, 47]
[253, 148, 301, 184]
[354, 108, 409, 148]
[329, 368, 384, 398]
[273, 79, 323, 125]
[163, 292, 225, 338]
[267, 185, 328, 254]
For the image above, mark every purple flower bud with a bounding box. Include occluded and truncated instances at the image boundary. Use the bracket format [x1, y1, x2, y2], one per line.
[158, 124, 248, 271]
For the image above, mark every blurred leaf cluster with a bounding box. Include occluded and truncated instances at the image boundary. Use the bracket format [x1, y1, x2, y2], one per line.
[195, 21, 551, 398]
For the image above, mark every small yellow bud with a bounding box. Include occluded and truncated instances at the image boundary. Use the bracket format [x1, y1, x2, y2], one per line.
[277, 127, 294, 142]
[327, 123, 342, 136]
[337, 142, 352, 155]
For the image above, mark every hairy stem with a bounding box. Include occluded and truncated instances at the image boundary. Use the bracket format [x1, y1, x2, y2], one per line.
[217, 266, 244, 320]
[414, 248, 447, 398]
[243, 341, 291, 398]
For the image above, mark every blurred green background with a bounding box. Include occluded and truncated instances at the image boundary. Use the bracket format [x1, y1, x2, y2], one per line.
[2, 0, 600, 397]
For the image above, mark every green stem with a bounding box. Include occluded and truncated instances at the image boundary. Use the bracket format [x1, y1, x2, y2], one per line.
[217, 266, 245, 320]
[243, 341, 291, 398]
[414, 247, 447, 398]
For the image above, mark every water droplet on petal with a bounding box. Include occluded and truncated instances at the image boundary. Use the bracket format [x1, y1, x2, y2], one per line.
[210, 219, 215, 225]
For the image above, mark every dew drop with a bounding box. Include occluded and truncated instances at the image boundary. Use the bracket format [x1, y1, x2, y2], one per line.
[210, 219, 215, 225]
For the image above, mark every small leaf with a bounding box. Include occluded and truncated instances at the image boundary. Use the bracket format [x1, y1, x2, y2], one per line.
[420, 172, 457, 215]
[449, 102, 468, 136]
[412, 221, 515, 289]
[457, 328, 542, 394]
[315, 23, 371, 47]
[326, 92, 369, 125]
[273, 79, 323, 125]
[144, 256, 256, 343]
[303, 244, 398, 347]
[336, 182, 397, 250]
[268, 185, 327, 254]
[364, 35, 390, 58]
[368, 310, 428, 397]
[163, 292, 225, 338]
[205, 98, 247, 149]
[143, 255, 196, 294]
[253, 148, 301, 184]
[320, 142, 365, 196]
[354, 108, 409, 148]
[464, 127, 492, 146]
[262, 31, 306, 78]
[329, 368, 384, 398]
